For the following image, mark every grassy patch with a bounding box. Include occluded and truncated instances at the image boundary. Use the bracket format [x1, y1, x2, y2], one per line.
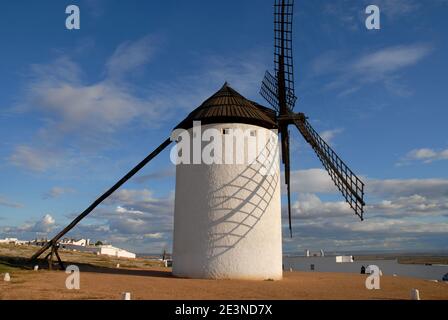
[0, 262, 19, 273]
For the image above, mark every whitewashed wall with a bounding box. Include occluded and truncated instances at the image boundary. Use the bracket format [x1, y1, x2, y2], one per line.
[172, 123, 283, 280]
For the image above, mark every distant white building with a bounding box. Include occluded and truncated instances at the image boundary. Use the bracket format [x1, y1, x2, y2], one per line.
[59, 239, 136, 259]
[0, 238, 18, 244]
[304, 249, 325, 257]
[97, 245, 136, 259]
[61, 238, 91, 246]
[336, 256, 354, 263]
[0, 238, 28, 245]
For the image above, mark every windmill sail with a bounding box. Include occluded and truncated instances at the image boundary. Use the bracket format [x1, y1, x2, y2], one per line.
[260, 71, 279, 111]
[260, 0, 365, 236]
[294, 115, 365, 220]
[274, 0, 296, 110]
[260, 0, 298, 236]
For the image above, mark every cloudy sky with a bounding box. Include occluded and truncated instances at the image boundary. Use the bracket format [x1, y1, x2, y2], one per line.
[0, 0, 447, 254]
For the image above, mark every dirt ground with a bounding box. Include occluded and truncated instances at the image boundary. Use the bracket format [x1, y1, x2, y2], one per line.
[1, 244, 447, 300]
[1, 266, 447, 300]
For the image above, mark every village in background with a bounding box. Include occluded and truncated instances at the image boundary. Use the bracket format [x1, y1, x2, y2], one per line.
[1, 236, 447, 282]
[0, 237, 135, 258]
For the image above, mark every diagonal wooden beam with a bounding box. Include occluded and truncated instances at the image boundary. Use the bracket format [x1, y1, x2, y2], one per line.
[31, 138, 172, 261]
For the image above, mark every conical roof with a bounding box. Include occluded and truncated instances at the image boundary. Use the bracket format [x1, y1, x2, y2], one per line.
[174, 83, 277, 130]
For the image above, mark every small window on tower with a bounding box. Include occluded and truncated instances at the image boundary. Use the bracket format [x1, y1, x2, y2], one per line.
[250, 130, 257, 137]
[222, 128, 231, 135]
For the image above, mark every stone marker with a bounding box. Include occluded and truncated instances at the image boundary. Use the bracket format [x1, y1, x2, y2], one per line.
[289, 267, 293, 272]
[34, 265, 39, 271]
[116, 264, 120, 268]
[122, 292, 131, 300]
[411, 288, 421, 300]
[4, 273, 11, 282]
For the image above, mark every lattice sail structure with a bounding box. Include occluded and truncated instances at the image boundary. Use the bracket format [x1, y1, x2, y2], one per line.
[260, 0, 366, 237]
[260, 70, 280, 111]
[294, 117, 365, 220]
[274, 0, 296, 110]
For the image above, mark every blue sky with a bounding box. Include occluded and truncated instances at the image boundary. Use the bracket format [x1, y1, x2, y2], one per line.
[0, 0, 447, 254]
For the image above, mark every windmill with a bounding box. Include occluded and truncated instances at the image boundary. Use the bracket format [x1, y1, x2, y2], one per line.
[31, 0, 365, 279]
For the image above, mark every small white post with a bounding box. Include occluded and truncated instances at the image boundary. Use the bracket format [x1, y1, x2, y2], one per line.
[411, 288, 421, 300]
[34, 265, 39, 271]
[289, 267, 293, 272]
[3, 273, 11, 282]
[116, 264, 120, 268]
[122, 292, 131, 300]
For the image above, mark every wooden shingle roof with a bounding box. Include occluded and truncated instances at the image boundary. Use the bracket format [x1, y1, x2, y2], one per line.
[175, 83, 277, 130]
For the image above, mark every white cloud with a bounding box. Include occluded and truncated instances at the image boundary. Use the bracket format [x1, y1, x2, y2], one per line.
[42, 187, 75, 199]
[289, 168, 448, 200]
[320, 128, 344, 145]
[9, 145, 58, 172]
[329, 219, 448, 234]
[367, 194, 448, 218]
[285, 211, 448, 252]
[292, 193, 352, 219]
[134, 167, 176, 183]
[372, 0, 420, 17]
[5, 214, 57, 235]
[8, 145, 94, 173]
[0, 196, 24, 209]
[323, 0, 421, 31]
[16, 37, 164, 146]
[30, 75, 159, 134]
[41, 188, 176, 252]
[144, 232, 163, 239]
[32, 214, 56, 233]
[11, 37, 268, 175]
[352, 45, 432, 76]
[367, 178, 448, 199]
[84, 189, 174, 237]
[108, 189, 155, 204]
[311, 44, 433, 96]
[400, 148, 448, 164]
[116, 206, 144, 216]
[106, 35, 157, 77]
[287, 168, 448, 222]
[289, 169, 337, 194]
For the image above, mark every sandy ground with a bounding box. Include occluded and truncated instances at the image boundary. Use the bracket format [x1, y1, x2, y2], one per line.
[1, 266, 447, 300]
[1, 245, 447, 300]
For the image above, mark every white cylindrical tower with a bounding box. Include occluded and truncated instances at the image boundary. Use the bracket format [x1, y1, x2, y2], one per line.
[172, 84, 283, 280]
